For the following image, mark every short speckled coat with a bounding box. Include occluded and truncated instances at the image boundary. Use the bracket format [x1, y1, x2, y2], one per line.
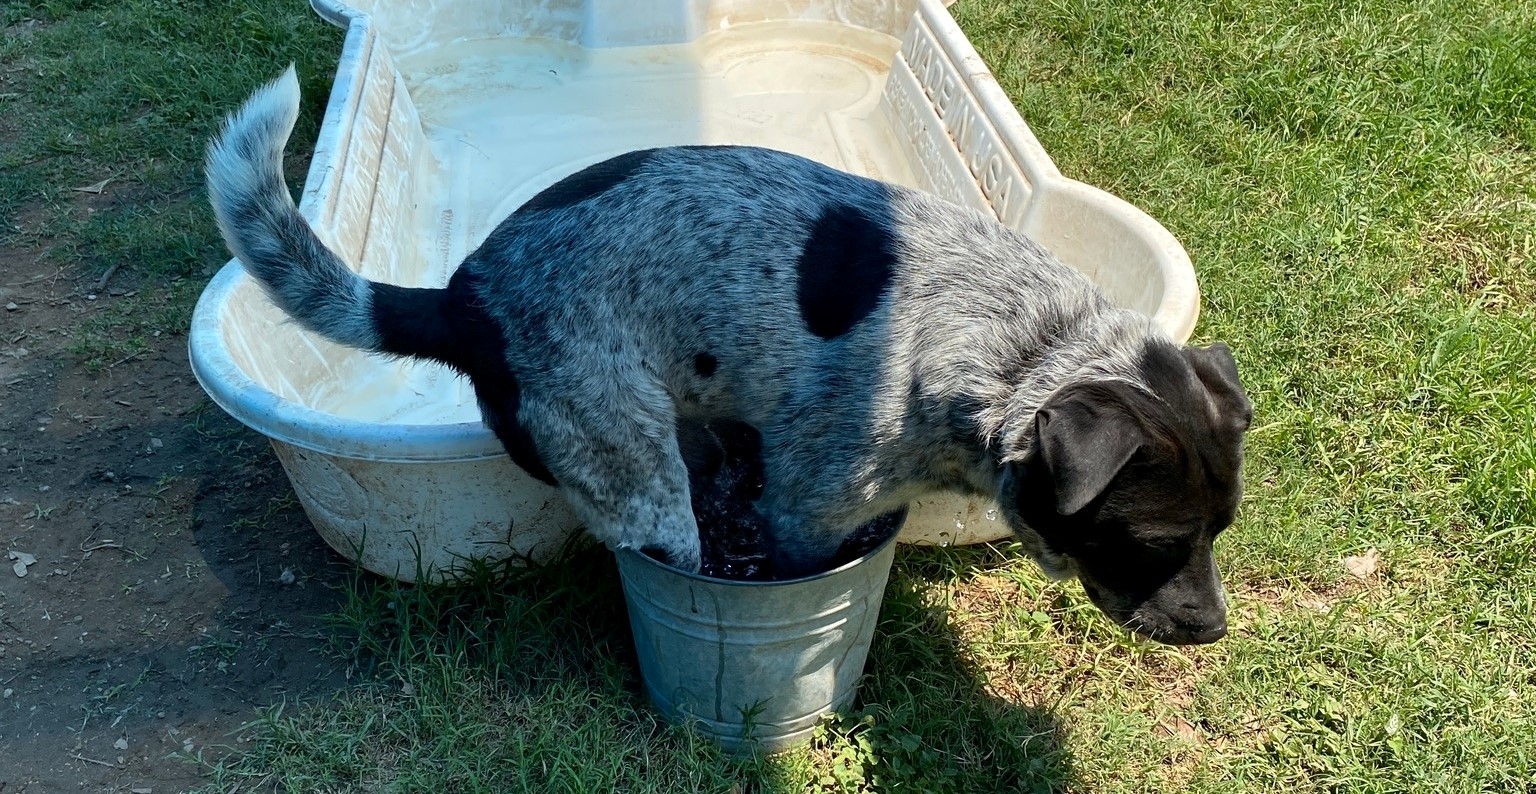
[208, 68, 1252, 645]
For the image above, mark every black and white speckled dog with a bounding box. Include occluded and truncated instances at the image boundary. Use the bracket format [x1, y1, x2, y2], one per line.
[208, 68, 1252, 645]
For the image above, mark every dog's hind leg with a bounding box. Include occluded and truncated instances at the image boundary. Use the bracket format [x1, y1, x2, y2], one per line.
[755, 431, 907, 577]
[763, 511, 850, 579]
[512, 390, 703, 572]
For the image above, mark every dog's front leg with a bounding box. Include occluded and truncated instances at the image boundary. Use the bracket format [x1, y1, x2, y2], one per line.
[518, 394, 704, 572]
[578, 483, 701, 572]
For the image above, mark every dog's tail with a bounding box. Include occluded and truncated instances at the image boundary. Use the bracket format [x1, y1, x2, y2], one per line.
[205, 66, 455, 364]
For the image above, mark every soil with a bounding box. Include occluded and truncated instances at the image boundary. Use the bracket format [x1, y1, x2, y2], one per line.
[0, 261, 351, 791]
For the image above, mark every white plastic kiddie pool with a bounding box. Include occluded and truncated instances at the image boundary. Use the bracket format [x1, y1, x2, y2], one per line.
[189, 0, 1199, 582]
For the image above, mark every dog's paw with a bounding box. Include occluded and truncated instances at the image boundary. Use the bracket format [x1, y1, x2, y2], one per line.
[639, 542, 703, 574]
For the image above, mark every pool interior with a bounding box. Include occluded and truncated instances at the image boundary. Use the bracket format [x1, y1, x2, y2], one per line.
[232, 20, 927, 426]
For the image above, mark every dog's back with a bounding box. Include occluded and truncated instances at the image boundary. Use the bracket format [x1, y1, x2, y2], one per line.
[461, 145, 1109, 435]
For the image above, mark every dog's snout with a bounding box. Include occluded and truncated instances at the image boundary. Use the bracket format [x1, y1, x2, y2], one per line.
[1179, 601, 1226, 624]
[1121, 587, 1228, 645]
[1175, 601, 1228, 645]
[1145, 616, 1226, 645]
[1183, 621, 1227, 645]
[1119, 611, 1228, 645]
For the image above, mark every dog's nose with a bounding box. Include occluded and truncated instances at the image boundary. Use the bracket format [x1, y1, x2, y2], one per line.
[1184, 622, 1227, 644]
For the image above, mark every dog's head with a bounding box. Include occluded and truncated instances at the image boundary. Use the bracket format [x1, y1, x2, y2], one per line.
[999, 342, 1251, 645]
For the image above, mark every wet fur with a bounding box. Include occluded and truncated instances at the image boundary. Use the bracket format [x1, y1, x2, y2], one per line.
[208, 68, 1252, 645]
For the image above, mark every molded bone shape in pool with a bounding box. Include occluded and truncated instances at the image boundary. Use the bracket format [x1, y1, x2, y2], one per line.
[189, 0, 1200, 582]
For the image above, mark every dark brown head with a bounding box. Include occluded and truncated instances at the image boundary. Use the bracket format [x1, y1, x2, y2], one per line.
[999, 342, 1252, 645]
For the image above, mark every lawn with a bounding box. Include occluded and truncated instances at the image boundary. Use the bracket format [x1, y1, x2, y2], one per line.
[4, 0, 1534, 791]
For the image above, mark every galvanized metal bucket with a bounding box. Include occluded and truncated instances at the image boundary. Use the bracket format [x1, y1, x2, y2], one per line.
[615, 533, 900, 754]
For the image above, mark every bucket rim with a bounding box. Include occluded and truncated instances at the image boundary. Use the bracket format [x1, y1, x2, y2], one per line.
[616, 525, 902, 588]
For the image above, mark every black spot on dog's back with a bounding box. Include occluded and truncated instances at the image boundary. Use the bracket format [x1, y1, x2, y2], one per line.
[516, 149, 659, 214]
[796, 205, 896, 340]
[693, 352, 718, 378]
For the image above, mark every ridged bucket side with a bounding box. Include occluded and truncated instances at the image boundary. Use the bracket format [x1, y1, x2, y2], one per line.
[616, 536, 899, 753]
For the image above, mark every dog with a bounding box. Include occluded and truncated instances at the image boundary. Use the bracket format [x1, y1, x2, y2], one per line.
[207, 68, 1251, 645]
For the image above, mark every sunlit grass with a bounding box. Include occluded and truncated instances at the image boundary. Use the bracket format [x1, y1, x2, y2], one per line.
[6, 0, 1531, 790]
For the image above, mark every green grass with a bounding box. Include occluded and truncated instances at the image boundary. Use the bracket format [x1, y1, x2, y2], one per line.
[201, 550, 769, 792]
[7, 0, 1535, 790]
[0, 0, 340, 280]
[940, 0, 1536, 789]
[2, 0, 342, 367]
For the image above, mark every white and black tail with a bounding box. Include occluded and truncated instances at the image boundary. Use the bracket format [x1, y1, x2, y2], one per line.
[205, 66, 456, 364]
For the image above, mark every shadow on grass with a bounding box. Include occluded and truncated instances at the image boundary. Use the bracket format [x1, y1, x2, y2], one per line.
[843, 548, 1078, 793]
[210, 539, 1076, 792]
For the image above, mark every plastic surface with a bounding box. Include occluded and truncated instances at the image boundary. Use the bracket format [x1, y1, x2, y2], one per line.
[188, 0, 1200, 580]
[615, 531, 899, 752]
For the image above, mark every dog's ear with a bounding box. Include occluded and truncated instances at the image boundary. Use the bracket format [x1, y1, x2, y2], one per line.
[1034, 385, 1146, 515]
[1183, 342, 1252, 433]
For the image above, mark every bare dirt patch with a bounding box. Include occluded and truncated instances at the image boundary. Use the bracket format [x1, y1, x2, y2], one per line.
[1, 259, 352, 791]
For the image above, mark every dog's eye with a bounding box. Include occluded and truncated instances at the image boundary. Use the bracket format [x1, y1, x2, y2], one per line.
[1135, 526, 1198, 554]
[1133, 536, 1188, 564]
